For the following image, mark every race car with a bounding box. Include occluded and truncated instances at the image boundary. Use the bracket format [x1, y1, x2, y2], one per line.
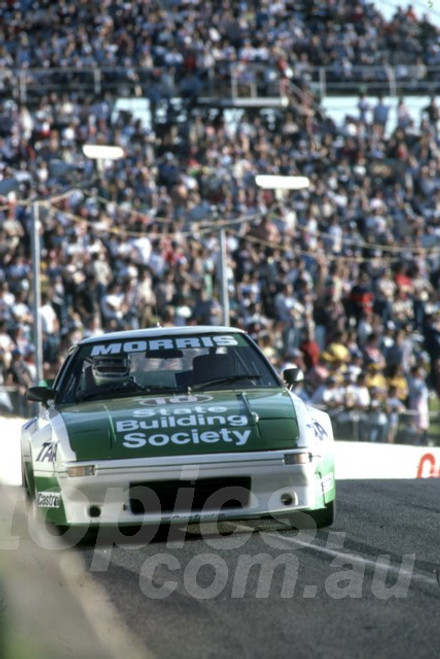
[21, 325, 336, 533]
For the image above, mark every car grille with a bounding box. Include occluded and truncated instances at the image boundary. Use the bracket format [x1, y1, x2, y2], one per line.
[129, 477, 251, 515]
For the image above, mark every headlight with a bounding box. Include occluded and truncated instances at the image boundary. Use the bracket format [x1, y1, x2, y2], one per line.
[67, 465, 96, 477]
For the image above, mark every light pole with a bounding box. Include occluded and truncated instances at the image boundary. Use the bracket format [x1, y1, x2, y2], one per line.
[31, 200, 43, 383]
[219, 226, 229, 326]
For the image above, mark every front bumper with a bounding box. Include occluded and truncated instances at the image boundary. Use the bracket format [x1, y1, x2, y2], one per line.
[36, 449, 335, 527]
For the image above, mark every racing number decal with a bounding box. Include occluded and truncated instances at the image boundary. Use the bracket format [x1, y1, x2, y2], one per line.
[36, 442, 56, 463]
[310, 420, 328, 441]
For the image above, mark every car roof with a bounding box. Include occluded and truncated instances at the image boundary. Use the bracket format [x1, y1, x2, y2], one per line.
[77, 325, 246, 346]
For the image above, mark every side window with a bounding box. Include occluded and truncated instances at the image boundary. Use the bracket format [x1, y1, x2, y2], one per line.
[231, 346, 279, 386]
[57, 360, 84, 403]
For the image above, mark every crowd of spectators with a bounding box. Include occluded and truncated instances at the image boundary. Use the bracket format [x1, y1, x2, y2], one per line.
[0, 1, 440, 444]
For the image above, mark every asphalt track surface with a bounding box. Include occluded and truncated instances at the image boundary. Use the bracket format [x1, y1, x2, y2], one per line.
[68, 478, 440, 659]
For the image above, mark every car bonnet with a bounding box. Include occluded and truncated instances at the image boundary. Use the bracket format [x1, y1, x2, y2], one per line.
[58, 389, 300, 461]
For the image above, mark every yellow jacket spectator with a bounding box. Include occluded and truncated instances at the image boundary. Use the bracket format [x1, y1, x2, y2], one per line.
[386, 364, 409, 403]
[364, 363, 387, 392]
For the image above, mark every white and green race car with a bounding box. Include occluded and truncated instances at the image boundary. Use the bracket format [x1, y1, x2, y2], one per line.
[21, 325, 335, 532]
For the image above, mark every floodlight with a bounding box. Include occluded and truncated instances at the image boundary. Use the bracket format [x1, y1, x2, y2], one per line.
[82, 144, 125, 160]
[255, 175, 310, 190]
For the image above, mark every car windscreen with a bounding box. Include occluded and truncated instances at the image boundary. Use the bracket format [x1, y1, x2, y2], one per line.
[56, 332, 281, 403]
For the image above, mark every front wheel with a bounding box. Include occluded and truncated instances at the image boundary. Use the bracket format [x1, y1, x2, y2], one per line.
[21, 462, 32, 500]
[283, 500, 336, 530]
[308, 500, 335, 528]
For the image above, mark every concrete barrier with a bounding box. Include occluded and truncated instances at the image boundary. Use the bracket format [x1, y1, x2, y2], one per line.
[0, 417, 23, 487]
[334, 441, 440, 479]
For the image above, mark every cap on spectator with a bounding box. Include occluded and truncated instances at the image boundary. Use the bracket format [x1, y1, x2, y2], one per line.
[286, 348, 302, 359]
[322, 344, 349, 362]
[346, 365, 360, 380]
[367, 362, 383, 371]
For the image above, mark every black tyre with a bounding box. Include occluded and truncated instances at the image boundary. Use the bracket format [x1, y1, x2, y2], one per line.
[308, 500, 335, 528]
[282, 500, 335, 530]
[21, 462, 32, 500]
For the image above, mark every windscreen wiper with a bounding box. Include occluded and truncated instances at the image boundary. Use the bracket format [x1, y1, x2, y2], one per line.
[189, 374, 262, 392]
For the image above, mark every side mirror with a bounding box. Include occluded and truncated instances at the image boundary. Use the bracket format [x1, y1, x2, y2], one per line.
[27, 385, 56, 404]
[283, 367, 305, 386]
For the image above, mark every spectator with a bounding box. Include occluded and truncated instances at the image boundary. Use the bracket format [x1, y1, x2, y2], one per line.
[305, 353, 332, 394]
[100, 281, 128, 331]
[0, 320, 16, 370]
[346, 348, 364, 382]
[279, 347, 307, 376]
[191, 289, 223, 326]
[385, 384, 406, 443]
[10, 289, 33, 334]
[365, 362, 388, 392]
[357, 91, 371, 125]
[423, 310, 440, 393]
[74, 272, 101, 322]
[373, 267, 396, 324]
[286, 367, 311, 404]
[410, 262, 433, 331]
[273, 283, 303, 353]
[0, 282, 14, 326]
[372, 94, 390, 138]
[351, 372, 371, 440]
[311, 375, 343, 417]
[334, 370, 360, 438]
[393, 289, 415, 329]
[39, 290, 61, 365]
[248, 215, 281, 245]
[258, 330, 279, 365]
[4, 347, 33, 417]
[365, 386, 389, 443]
[379, 320, 397, 353]
[299, 325, 321, 370]
[153, 270, 177, 318]
[357, 309, 375, 347]
[384, 328, 407, 374]
[421, 96, 440, 134]
[393, 261, 413, 295]
[324, 330, 351, 365]
[348, 271, 374, 327]
[396, 97, 413, 130]
[362, 331, 386, 369]
[386, 363, 409, 403]
[407, 364, 430, 445]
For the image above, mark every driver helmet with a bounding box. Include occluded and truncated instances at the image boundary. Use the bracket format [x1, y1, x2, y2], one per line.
[92, 355, 131, 386]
